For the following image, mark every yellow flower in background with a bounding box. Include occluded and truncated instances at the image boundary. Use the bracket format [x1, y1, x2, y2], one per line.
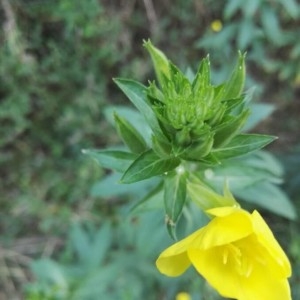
[156, 207, 291, 300]
[175, 292, 191, 300]
[211, 20, 223, 32]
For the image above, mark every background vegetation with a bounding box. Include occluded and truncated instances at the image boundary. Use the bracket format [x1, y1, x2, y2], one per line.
[0, 0, 299, 299]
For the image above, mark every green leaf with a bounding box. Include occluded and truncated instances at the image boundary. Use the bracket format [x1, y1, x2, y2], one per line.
[198, 151, 284, 192]
[70, 223, 91, 263]
[130, 182, 164, 213]
[278, 0, 299, 18]
[113, 78, 166, 141]
[212, 134, 277, 159]
[121, 149, 180, 183]
[30, 259, 67, 288]
[104, 105, 152, 145]
[243, 102, 275, 132]
[82, 149, 137, 173]
[224, 0, 242, 19]
[235, 182, 297, 220]
[215, 52, 246, 101]
[88, 223, 112, 269]
[243, 0, 260, 17]
[164, 170, 187, 239]
[261, 7, 284, 45]
[179, 132, 214, 160]
[152, 135, 172, 158]
[114, 112, 148, 153]
[90, 173, 160, 200]
[238, 18, 255, 50]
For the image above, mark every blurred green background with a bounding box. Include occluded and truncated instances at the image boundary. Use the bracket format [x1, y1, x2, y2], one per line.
[0, 0, 300, 299]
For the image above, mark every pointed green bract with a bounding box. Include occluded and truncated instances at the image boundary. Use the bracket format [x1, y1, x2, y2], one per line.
[213, 109, 250, 147]
[143, 39, 171, 88]
[179, 131, 214, 161]
[192, 56, 211, 95]
[121, 149, 180, 183]
[214, 51, 246, 102]
[114, 112, 148, 154]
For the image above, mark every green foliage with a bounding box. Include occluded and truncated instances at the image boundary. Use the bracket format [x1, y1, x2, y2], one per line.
[1, 1, 299, 298]
[82, 149, 137, 173]
[110, 43, 275, 178]
[113, 78, 167, 142]
[85, 42, 295, 242]
[211, 134, 277, 160]
[121, 149, 181, 184]
[0, 0, 126, 238]
[196, 0, 300, 90]
[24, 211, 207, 300]
[114, 113, 148, 154]
[197, 151, 297, 220]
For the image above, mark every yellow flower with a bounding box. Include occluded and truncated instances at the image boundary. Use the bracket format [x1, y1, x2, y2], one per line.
[211, 20, 223, 32]
[156, 207, 291, 300]
[176, 292, 191, 300]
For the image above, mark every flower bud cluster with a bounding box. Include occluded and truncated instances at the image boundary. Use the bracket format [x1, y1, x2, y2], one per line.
[144, 40, 249, 161]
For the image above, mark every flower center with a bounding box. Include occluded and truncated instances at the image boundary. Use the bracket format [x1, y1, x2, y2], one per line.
[222, 244, 253, 277]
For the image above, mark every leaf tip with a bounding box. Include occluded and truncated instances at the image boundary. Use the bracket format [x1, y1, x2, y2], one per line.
[143, 38, 152, 48]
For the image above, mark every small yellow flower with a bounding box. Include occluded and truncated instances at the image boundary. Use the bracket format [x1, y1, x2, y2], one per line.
[156, 207, 291, 300]
[211, 20, 223, 32]
[176, 292, 191, 300]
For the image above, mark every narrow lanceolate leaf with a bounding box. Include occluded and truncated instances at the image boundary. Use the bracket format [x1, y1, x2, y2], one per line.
[215, 52, 246, 101]
[114, 113, 148, 154]
[113, 78, 166, 141]
[235, 182, 297, 220]
[164, 171, 187, 240]
[82, 149, 137, 173]
[121, 149, 180, 184]
[212, 134, 277, 160]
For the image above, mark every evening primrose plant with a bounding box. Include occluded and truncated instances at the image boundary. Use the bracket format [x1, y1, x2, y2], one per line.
[84, 41, 292, 299]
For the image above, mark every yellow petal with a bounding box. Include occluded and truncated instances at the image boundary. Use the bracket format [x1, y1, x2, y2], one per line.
[156, 251, 190, 277]
[188, 247, 241, 298]
[155, 228, 204, 276]
[206, 205, 240, 217]
[188, 247, 291, 300]
[238, 258, 291, 300]
[251, 210, 291, 277]
[195, 209, 253, 249]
